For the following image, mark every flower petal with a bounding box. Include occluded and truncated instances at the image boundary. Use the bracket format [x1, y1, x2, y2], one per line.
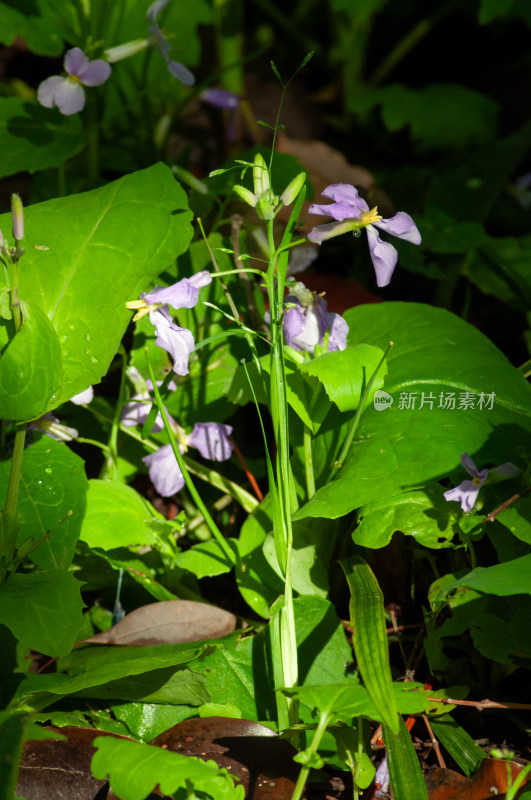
[145, 271, 211, 309]
[488, 462, 519, 480]
[147, 0, 171, 22]
[150, 307, 195, 376]
[444, 480, 482, 513]
[37, 76, 65, 108]
[461, 452, 480, 477]
[167, 60, 195, 86]
[308, 220, 359, 244]
[201, 88, 239, 109]
[375, 211, 421, 245]
[188, 422, 234, 461]
[328, 313, 349, 351]
[77, 58, 112, 87]
[309, 184, 369, 221]
[48, 79, 86, 115]
[283, 302, 308, 351]
[365, 225, 398, 287]
[70, 386, 94, 405]
[143, 444, 184, 496]
[64, 47, 90, 77]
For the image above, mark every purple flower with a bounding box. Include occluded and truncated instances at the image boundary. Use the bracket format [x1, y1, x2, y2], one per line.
[281, 281, 348, 354]
[147, 0, 195, 86]
[188, 422, 233, 461]
[121, 379, 178, 432]
[308, 184, 421, 288]
[375, 758, 390, 798]
[444, 453, 519, 512]
[29, 413, 78, 442]
[37, 48, 111, 115]
[200, 88, 240, 110]
[143, 443, 185, 497]
[150, 306, 195, 376]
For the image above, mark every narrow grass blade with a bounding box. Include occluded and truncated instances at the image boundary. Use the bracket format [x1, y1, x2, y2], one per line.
[383, 718, 428, 800]
[340, 556, 398, 733]
[429, 713, 485, 777]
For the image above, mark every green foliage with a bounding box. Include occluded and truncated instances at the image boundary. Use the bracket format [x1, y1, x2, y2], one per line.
[91, 735, 244, 800]
[0, 99, 85, 180]
[0, 0, 70, 55]
[383, 717, 428, 800]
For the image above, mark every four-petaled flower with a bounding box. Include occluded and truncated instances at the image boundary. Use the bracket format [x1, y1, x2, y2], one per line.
[126, 272, 212, 376]
[147, 0, 195, 85]
[280, 281, 349, 355]
[443, 452, 518, 512]
[38, 48, 111, 115]
[308, 184, 421, 288]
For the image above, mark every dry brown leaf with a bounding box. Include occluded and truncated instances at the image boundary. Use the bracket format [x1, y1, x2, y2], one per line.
[82, 600, 237, 646]
[425, 757, 529, 800]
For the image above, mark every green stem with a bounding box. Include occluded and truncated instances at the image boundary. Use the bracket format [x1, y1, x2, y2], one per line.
[1, 423, 27, 580]
[303, 424, 315, 499]
[146, 351, 236, 567]
[290, 711, 332, 800]
[328, 342, 393, 482]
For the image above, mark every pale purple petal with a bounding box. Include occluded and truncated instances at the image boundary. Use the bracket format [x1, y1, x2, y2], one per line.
[188, 422, 234, 461]
[461, 452, 480, 478]
[375, 758, 390, 798]
[167, 60, 195, 86]
[328, 313, 349, 351]
[309, 184, 368, 221]
[149, 22, 172, 59]
[121, 398, 164, 433]
[308, 220, 359, 244]
[144, 271, 212, 309]
[489, 462, 519, 480]
[287, 246, 318, 276]
[284, 301, 320, 353]
[37, 76, 65, 108]
[375, 211, 421, 245]
[143, 443, 184, 496]
[201, 88, 239, 109]
[322, 184, 368, 208]
[366, 225, 398, 287]
[444, 480, 483, 513]
[146, 379, 177, 392]
[64, 47, 90, 77]
[150, 307, 195, 376]
[30, 413, 78, 442]
[77, 58, 111, 87]
[147, 0, 170, 22]
[70, 386, 94, 405]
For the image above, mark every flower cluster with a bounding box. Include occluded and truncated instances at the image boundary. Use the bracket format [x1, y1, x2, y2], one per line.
[443, 452, 518, 512]
[308, 184, 421, 288]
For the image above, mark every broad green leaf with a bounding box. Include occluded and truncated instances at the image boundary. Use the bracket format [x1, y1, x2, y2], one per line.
[464, 236, 531, 312]
[0, 0, 70, 55]
[0, 99, 84, 180]
[10, 642, 207, 712]
[175, 538, 238, 578]
[478, 0, 516, 24]
[79, 480, 163, 549]
[355, 484, 457, 549]
[0, 436, 88, 570]
[263, 520, 337, 596]
[91, 736, 244, 800]
[353, 84, 498, 150]
[383, 717, 428, 800]
[294, 303, 531, 522]
[0, 163, 193, 406]
[429, 713, 486, 777]
[298, 344, 386, 412]
[0, 570, 84, 656]
[0, 301, 61, 420]
[341, 557, 398, 733]
[111, 701, 196, 741]
[495, 497, 531, 545]
[88, 547, 179, 602]
[434, 554, 531, 598]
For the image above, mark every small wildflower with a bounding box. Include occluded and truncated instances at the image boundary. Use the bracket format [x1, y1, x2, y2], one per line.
[125, 271, 212, 322]
[200, 88, 240, 109]
[280, 281, 349, 355]
[121, 379, 177, 433]
[29, 413, 78, 442]
[444, 452, 519, 512]
[147, 0, 195, 85]
[143, 443, 185, 497]
[37, 47, 111, 115]
[308, 184, 421, 287]
[187, 422, 233, 461]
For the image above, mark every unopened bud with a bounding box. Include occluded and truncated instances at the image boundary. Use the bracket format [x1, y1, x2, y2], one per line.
[233, 185, 257, 207]
[253, 153, 270, 197]
[104, 38, 149, 63]
[281, 172, 306, 206]
[11, 193, 24, 242]
[256, 191, 276, 220]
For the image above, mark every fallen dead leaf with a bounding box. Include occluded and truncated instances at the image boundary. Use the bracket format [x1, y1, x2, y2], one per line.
[82, 600, 237, 646]
[425, 757, 529, 800]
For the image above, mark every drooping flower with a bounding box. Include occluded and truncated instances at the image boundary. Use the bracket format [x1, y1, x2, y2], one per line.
[70, 386, 94, 405]
[121, 378, 177, 432]
[37, 48, 111, 115]
[443, 452, 519, 512]
[29, 413, 78, 442]
[188, 422, 233, 461]
[200, 88, 240, 109]
[150, 307, 196, 376]
[280, 281, 349, 355]
[308, 184, 421, 288]
[147, 0, 195, 85]
[374, 758, 390, 799]
[143, 443, 185, 497]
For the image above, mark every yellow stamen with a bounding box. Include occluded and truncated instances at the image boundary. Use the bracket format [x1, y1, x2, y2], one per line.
[472, 477, 482, 486]
[360, 206, 382, 226]
[125, 299, 161, 322]
[69, 74, 80, 84]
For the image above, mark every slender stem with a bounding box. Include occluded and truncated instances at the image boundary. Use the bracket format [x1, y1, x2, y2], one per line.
[146, 351, 236, 566]
[290, 711, 332, 800]
[1, 423, 27, 579]
[303, 424, 315, 499]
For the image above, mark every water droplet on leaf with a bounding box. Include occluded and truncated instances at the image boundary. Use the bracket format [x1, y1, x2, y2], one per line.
[90, 356, 98, 364]
[44, 467, 52, 475]
[60, 335, 67, 343]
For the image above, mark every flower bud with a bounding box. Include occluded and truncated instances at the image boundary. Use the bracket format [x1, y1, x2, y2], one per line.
[104, 38, 149, 63]
[281, 172, 306, 206]
[256, 191, 276, 220]
[233, 185, 257, 207]
[11, 193, 24, 242]
[253, 153, 270, 198]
